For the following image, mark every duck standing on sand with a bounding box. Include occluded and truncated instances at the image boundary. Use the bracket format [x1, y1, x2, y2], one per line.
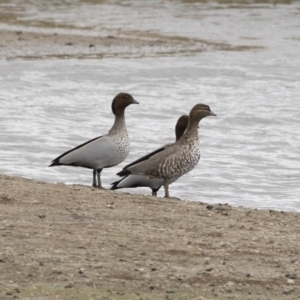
[49, 93, 139, 189]
[117, 104, 216, 198]
[111, 114, 189, 196]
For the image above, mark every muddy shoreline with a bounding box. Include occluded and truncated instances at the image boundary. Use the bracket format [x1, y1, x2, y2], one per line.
[0, 28, 261, 60]
[0, 174, 299, 299]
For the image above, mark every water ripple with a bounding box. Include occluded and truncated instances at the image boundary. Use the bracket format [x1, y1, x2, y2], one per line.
[0, 1, 300, 211]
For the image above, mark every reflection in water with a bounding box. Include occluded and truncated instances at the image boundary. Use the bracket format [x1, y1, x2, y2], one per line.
[0, 1, 299, 211]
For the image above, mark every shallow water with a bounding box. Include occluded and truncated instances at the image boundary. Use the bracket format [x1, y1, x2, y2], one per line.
[0, 1, 299, 211]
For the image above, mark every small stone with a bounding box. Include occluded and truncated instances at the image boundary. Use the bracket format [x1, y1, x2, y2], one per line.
[206, 205, 214, 210]
[290, 259, 297, 264]
[89, 44, 95, 48]
[205, 266, 213, 272]
[65, 42, 73, 46]
[151, 267, 157, 271]
[226, 281, 235, 286]
[285, 273, 297, 279]
[65, 283, 73, 288]
[204, 257, 210, 264]
[38, 214, 46, 218]
[6, 291, 13, 295]
[287, 278, 295, 285]
[79, 268, 85, 274]
[107, 35, 115, 39]
[282, 286, 294, 295]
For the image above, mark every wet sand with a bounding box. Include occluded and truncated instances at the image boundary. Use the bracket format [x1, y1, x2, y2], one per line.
[0, 28, 261, 60]
[0, 174, 299, 299]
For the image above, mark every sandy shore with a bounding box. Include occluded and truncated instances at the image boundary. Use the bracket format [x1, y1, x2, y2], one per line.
[0, 174, 299, 299]
[0, 28, 261, 60]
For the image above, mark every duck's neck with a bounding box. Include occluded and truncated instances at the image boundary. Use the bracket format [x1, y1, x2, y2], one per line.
[109, 112, 126, 135]
[180, 120, 199, 143]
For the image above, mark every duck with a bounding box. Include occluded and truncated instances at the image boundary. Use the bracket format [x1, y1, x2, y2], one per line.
[111, 114, 189, 196]
[117, 104, 216, 198]
[49, 92, 139, 189]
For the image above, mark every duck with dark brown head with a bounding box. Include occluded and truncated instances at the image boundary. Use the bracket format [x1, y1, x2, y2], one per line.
[111, 114, 189, 196]
[117, 104, 216, 198]
[49, 93, 139, 189]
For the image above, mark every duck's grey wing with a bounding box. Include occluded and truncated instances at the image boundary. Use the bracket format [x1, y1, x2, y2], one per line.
[117, 142, 172, 176]
[50, 135, 102, 166]
[50, 135, 121, 169]
[111, 174, 163, 190]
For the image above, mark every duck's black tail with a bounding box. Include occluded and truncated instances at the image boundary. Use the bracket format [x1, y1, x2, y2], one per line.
[116, 169, 131, 177]
[110, 178, 124, 190]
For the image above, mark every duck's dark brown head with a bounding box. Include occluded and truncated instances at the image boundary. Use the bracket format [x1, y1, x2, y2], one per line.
[175, 114, 189, 141]
[111, 93, 139, 116]
[188, 103, 216, 126]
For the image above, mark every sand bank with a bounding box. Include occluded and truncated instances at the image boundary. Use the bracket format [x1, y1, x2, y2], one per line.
[0, 174, 299, 299]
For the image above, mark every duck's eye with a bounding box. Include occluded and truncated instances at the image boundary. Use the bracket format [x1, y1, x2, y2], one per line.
[205, 106, 210, 111]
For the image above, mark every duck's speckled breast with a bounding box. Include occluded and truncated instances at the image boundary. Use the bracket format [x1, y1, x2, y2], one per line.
[110, 125, 130, 163]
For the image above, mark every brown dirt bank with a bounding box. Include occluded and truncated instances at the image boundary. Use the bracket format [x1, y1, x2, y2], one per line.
[0, 29, 261, 60]
[0, 174, 299, 299]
